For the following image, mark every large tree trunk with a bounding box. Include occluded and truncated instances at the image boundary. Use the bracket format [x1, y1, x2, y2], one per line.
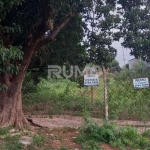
[0, 87, 28, 128]
[0, 44, 36, 128]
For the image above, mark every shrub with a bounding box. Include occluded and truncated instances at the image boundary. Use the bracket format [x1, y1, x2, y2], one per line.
[77, 117, 150, 150]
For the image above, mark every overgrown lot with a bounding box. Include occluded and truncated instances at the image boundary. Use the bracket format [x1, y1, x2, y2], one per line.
[23, 67, 150, 121]
[21, 65, 150, 149]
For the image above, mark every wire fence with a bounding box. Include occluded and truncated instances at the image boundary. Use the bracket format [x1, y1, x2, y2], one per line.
[22, 63, 150, 130]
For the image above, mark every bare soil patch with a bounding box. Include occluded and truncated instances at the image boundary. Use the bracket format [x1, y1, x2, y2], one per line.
[27, 115, 150, 133]
[37, 127, 117, 150]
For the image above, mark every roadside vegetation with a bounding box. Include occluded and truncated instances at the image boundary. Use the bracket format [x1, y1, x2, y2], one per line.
[23, 63, 150, 121]
[77, 118, 150, 150]
[19, 63, 150, 149]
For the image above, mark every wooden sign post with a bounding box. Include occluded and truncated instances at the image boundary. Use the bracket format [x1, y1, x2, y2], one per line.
[91, 86, 94, 104]
[84, 74, 99, 104]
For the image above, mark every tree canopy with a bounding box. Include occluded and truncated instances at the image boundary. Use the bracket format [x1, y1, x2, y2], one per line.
[118, 0, 150, 61]
[83, 0, 120, 67]
[28, 14, 87, 83]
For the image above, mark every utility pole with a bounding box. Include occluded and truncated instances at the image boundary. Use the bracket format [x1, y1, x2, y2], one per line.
[122, 47, 126, 66]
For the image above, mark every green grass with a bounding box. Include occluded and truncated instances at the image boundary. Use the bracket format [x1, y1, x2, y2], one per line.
[32, 135, 47, 147]
[0, 126, 12, 135]
[20, 69, 150, 149]
[23, 78, 104, 117]
[3, 135, 24, 150]
[59, 147, 68, 150]
[76, 118, 150, 150]
[108, 76, 150, 121]
[0, 126, 48, 150]
[0, 131, 24, 150]
[23, 71, 150, 121]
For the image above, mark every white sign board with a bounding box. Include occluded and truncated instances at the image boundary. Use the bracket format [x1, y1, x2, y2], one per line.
[84, 74, 99, 86]
[133, 78, 149, 89]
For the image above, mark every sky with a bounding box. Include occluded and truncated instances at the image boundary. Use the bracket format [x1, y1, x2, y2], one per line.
[112, 39, 134, 67]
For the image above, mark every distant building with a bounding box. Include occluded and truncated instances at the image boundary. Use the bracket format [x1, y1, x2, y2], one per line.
[128, 58, 150, 69]
[83, 65, 102, 76]
[128, 58, 140, 69]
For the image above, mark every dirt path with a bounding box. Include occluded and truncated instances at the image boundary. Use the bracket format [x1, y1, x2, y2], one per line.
[27, 115, 150, 133]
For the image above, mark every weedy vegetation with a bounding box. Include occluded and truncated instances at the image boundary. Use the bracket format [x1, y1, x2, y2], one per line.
[76, 117, 150, 150]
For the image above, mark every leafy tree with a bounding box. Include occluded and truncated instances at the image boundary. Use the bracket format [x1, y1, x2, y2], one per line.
[82, 0, 121, 121]
[118, 0, 150, 61]
[110, 59, 119, 67]
[0, 0, 90, 128]
[125, 63, 129, 69]
[109, 59, 121, 73]
[84, 0, 120, 67]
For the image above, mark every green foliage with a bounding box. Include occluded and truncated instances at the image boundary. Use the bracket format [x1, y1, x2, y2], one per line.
[110, 59, 119, 67]
[0, 0, 24, 21]
[0, 127, 10, 135]
[1, 0, 90, 48]
[109, 59, 121, 73]
[0, 84, 8, 91]
[32, 135, 47, 147]
[77, 118, 150, 150]
[4, 142, 24, 150]
[0, 45, 23, 74]
[0, 45, 23, 91]
[22, 72, 37, 94]
[36, 78, 92, 112]
[108, 63, 150, 120]
[0, 128, 48, 150]
[59, 147, 68, 150]
[84, 0, 121, 67]
[23, 62, 150, 121]
[2, 135, 24, 150]
[0, 24, 21, 34]
[118, 0, 143, 10]
[143, 129, 150, 139]
[29, 14, 87, 83]
[119, 0, 150, 61]
[23, 78, 104, 116]
[0, 0, 91, 94]
[82, 140, 101, 150]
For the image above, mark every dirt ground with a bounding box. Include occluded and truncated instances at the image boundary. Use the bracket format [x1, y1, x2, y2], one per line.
[25, 115, 121, 149]
[39, 128, 82, 150]
[37, 127, 118, 150]
[21, 114, 150, 150]
[28, 115, 150, 134]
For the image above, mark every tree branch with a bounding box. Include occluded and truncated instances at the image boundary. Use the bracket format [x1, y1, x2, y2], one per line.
[35, 12, 76, 51]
